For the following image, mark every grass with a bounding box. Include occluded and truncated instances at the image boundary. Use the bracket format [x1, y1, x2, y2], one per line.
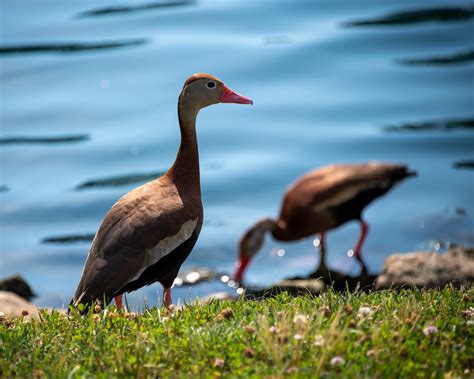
[1, 287, 473, 378]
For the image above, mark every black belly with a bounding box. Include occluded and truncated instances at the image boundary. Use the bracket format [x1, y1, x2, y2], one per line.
[117, 230, 199, 295]
[331, 186, 392, 226]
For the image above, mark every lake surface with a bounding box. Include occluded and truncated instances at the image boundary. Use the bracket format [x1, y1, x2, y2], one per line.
[1, 0, 473, 309]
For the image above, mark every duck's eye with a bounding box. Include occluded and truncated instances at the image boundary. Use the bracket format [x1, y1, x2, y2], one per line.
[206, 81, 216, 89]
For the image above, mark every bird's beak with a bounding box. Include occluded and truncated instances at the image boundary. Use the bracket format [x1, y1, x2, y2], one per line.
[219, 85, 253, 105]
[233, 256, 250, 283]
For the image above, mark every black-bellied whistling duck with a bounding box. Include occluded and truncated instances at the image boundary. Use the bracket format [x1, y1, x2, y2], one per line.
[71, 73, 252, 310]
[234, 162, 416, 282]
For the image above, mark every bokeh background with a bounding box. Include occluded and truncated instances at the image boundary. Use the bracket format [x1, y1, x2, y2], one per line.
[1, 0, 473, 309]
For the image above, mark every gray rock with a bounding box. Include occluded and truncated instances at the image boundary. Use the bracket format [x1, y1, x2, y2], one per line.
[375, 246, 474, 289]
[0, 291, 39, 318]
[0, 274, 35, 300]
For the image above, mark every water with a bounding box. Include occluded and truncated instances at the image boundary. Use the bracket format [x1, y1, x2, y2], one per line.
[1, 0, 473, 309]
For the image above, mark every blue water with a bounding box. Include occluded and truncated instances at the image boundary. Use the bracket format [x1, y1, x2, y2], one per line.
[1, 0, 473, 309]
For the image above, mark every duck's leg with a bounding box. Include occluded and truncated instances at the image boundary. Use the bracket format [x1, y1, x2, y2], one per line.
[313, 233, 328, 276]
[163, 287, 172, 309]
[114, 295, 124, 310]
[352, 219, 369, 276]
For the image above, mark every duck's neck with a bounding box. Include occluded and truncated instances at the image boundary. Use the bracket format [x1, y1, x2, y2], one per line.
[168, 99, 201, 192]
[254, 218, 290, 241]
[270, 219, 292, 241]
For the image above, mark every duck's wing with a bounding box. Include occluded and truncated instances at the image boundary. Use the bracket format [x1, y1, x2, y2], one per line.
[280, 162, 415, 218]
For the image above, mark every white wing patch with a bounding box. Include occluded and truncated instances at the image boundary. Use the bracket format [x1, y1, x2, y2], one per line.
[312, 181, 389, 212]
[128, 217, 198, 282]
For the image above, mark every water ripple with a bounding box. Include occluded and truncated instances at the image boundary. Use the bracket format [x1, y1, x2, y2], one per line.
[453, 160, 474, 170]
[75, 171, 166, 190]
[398, 49, 474, 65]
[345, 6, 474, 27]
[78, 1, 194, 18]
[0, 134, 90, 145]
[383, 118, 474, 133]
[0, 39, 147, 56]
[42, 234, 95, 244]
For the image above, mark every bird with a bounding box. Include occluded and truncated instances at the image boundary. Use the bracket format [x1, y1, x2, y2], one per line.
[234, 162, 416, 282]
[71, 73, 252, 311]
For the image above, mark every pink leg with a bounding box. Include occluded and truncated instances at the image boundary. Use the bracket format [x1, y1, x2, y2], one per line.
[114, 295, 123, 310]
[353, 220, 369, 275]
[163, 287, 172, 309]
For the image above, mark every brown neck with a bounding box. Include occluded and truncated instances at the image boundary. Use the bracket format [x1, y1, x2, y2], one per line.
[254, 218, 288, 241]
[270, 219, 291, 241]
[167, 97, 201, 192]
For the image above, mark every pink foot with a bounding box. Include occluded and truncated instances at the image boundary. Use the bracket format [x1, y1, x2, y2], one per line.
[114, 295, 123, 310]
[163, 287, 172, 309]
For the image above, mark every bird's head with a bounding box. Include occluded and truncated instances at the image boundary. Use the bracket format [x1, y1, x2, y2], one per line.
[180, 73, 253, 111]
[234, 218, 275, 283]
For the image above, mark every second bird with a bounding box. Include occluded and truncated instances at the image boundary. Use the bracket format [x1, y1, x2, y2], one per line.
[234, 162, 416, 282]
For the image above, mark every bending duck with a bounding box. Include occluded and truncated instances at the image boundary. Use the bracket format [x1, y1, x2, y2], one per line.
[234, 162, 416, 282]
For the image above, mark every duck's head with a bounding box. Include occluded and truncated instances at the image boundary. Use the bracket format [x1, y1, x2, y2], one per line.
[234, 218, 275, 283]
[180, 73, 253, 111]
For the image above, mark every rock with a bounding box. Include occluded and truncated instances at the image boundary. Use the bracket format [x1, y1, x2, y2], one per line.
[0, 274, 35, 300]
[375, 246, 474, 289]
[0, 291, 39, 318]
[245, 278, 325, 299]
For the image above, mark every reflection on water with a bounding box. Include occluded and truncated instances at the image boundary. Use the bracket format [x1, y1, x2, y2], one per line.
[399, 49, 474, 65]
[0, 39, 147, 55]
[0, 135, 89, 145]
[345, 6, 474, 26]
[453, 160, 474, 170]
[75, 171, 166, 190]
[42, 234, 95, 244]
[416, 239, 457, 252]
[78, 0, 194, 18]
[383, 118, 474, 132]
[174, 267, 221, 286]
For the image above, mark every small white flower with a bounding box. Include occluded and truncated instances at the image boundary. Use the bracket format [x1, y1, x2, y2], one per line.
[314, 335, 325, 346]
[357, 306, 373, 317]
[294, 334, 304, 340]
[466, 320, 474, 326]
[462, 307, 474, 318]
[330, 356, 345, 366]
[214, 359, 225, 368]
[423, 325, 438, 335]
[293, 314, 308, 325]
[269, 326, 278, 334]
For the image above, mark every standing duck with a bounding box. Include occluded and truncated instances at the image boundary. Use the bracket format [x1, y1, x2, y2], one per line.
[234, 162, 416, 282]
[71, 73, 252, 310]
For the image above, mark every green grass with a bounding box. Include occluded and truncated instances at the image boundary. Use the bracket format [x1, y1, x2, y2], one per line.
[1, 287, 473, 378]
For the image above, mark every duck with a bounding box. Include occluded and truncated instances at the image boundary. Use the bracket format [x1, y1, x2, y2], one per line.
[234, 162, 416, 282]
[71, 73, 252, 310]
